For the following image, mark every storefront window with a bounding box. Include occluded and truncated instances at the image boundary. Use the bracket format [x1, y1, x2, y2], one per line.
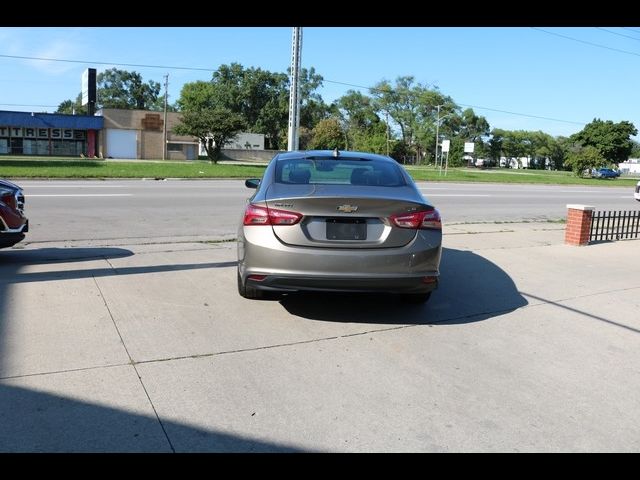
[10, 138, 23, 154]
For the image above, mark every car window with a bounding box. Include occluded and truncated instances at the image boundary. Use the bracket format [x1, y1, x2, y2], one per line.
[275, 157, 405, 186]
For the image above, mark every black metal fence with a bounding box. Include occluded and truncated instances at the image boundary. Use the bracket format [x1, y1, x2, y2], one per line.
[589, 210, 640, 242]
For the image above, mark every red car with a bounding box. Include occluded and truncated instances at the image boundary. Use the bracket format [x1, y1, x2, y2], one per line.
[0, 179, 28, 248]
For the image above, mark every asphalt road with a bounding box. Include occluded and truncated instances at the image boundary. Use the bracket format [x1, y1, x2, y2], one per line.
[19, 179, 637, 244]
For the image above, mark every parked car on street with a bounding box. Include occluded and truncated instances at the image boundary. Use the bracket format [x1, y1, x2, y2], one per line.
[635, 180, 640, 202]
[0, 179, 28, 249]
[237, 150, 443, 303]
[591, 168, 620, 179]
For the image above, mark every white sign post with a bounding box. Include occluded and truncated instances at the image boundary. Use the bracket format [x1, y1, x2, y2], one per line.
[440, 140, 450, 176]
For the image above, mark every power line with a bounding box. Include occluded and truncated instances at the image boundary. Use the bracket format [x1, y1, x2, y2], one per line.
[455, 103, 585, 126]
[531, 27, 640, 58]
[0, 53, 214, 72]
[622, 27, 640, 35]
[0, 103, 58, 108]
[0, 50, 591, 127]
[595, 27, 640, 43]
[321, 79, 585, 125]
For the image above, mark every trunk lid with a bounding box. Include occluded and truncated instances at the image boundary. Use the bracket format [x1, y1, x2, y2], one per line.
[264, 183, 432, 249]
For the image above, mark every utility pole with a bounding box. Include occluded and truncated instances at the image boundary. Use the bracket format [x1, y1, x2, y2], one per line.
[287, 27, 303, 151]
[162, 73, 169, 161]
[434, 104, 443, 171]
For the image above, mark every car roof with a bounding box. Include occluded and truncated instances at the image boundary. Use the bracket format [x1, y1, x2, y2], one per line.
[275, 150, 396, 163]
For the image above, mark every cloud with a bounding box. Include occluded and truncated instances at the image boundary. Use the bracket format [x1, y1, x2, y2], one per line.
[24, 38, 85, 75]
[0, 28, 90, 76]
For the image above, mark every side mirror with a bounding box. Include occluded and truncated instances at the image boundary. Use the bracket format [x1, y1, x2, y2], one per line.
[245, 178, 261, 189]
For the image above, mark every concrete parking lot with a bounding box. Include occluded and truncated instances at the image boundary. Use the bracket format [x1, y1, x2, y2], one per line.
[1, 222, 639, 452]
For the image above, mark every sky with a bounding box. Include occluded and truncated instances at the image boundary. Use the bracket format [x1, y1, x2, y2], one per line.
[1, 26, 639, 139]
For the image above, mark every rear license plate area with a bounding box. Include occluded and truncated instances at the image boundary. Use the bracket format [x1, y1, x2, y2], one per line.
[326, 218, 367, 240]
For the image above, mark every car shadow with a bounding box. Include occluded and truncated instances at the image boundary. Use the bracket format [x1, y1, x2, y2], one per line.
[280, 247, 528, 325]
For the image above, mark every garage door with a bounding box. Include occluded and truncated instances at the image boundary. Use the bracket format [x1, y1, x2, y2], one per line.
[106, 129, 137, 159]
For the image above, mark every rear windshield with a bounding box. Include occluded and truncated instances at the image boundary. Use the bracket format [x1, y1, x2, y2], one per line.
[275, 157, 406, 186]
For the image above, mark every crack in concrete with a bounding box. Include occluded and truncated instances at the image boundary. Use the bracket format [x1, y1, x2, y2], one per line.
[92, 263, 176, 453]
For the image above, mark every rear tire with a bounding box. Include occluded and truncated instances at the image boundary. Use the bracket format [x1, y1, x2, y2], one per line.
[400, 291, 432, 304]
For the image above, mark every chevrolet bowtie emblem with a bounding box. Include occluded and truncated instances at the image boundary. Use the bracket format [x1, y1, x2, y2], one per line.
[337, 204, 358, 213]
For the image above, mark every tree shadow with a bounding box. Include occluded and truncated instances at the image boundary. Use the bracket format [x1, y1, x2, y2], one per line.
[280, 247, 528, 325]
[0, 384, 304, 452]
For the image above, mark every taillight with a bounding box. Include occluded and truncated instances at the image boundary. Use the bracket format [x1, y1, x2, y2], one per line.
[390, 209, 442, 230]
[1, 192, 16, 210]
[243, 204, 302, 226]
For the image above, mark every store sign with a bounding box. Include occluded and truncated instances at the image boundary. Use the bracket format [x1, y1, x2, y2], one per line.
[0, 127, 86, 139]
[82, 68, 97, 106]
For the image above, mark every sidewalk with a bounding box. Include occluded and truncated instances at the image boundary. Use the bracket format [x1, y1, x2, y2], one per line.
[1, 223, 639, 452]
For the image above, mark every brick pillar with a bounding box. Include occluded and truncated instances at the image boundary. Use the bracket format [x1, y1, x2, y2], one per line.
[565, 204, 595, 246]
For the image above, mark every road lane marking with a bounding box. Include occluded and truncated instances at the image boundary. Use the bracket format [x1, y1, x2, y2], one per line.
[420, 194, 491, 197]
[28, 194, 133, 197]
[22, 185, 125, 188]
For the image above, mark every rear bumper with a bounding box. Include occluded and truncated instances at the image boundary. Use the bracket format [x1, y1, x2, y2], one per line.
[245, 273, 438, 295]
[0, 232, 26, 248]
[0, 214, 28, 248]
[238, 226, 442, 295]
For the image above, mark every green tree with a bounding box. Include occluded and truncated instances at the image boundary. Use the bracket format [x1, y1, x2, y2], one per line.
[630, 140, 640, 158]
[57, 69, 161, 112]
[570, 119, 637, 163]
[176, 81, 216, 110]
[176, 80, 247, 162]
[297, 67, 333, 129]
[173, 108, 245, 163]
[335, 90, 390, 153]
[208, 63, 289, 150]
[549, 136, 570, 170]
[55, 95, 88, 115]
[350, 122, 389, 154]
[456, 108, 490, 143]
[564, 145, 604, 176]
[501, 130, 528, 166]
[336, 91, 379, 129]
[97, 68, 161, 109]
[55, 95, 87, 115]
[147, 94, 177, 113]
[309, 118, 346, 150]
[443, 108, 490, 166]
[488, 130, 504, 164]
[372, 77, 457, 163]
